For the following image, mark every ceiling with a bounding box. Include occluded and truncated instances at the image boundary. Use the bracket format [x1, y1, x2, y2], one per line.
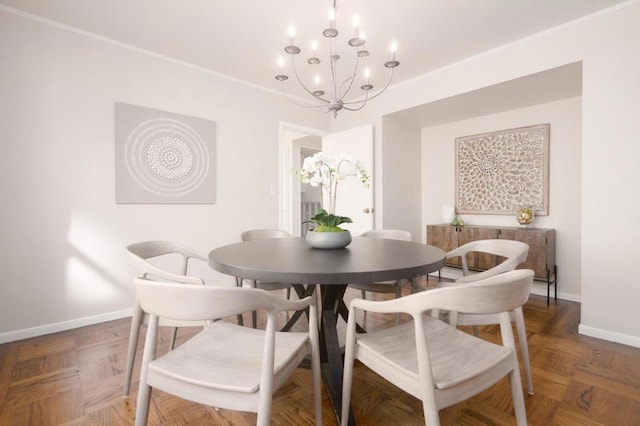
[391, 61, 583, 127]
[0, 0, 626, 103]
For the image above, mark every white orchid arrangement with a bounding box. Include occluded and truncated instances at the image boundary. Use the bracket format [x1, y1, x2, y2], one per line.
[297, 152, 370, 232]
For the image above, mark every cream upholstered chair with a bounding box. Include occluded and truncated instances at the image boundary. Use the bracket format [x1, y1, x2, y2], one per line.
[123, 241, 208, 398]
[348, 230, 413, 324]
[241, 229, 297, 327]
[439, 239, 534, 395]
[134, 278, 322, 426]
[341, 269, 533, 426]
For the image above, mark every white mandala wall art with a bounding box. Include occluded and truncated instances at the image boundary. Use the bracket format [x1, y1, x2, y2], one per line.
[115, 103, 216, 204]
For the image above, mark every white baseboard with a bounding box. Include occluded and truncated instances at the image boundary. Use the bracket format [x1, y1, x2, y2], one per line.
[579, 324, 640, 349]
[529, 283, 580, 303]
[0, 308, 134, 344]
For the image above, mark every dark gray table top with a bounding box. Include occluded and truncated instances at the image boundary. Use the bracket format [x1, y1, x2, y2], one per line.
[209, 236, 446, 284]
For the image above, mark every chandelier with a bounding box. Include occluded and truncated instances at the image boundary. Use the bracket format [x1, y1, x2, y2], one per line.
[275, 0, 399, 118]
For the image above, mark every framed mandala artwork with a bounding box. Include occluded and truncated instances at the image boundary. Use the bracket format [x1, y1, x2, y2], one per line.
[455, 123, 549, 215]
[115, 102, 216, 204]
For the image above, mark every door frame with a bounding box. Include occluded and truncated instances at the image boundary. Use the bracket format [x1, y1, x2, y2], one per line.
[278, 122, 327, 235]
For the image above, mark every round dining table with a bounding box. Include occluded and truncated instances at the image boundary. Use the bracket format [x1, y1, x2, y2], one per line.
[209, 236, 446, 425]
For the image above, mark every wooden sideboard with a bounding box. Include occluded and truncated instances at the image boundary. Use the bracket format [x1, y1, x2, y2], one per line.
[426, 224, 557, 304]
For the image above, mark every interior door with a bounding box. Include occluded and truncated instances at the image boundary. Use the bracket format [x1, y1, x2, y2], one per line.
[322, 125, 374, 236]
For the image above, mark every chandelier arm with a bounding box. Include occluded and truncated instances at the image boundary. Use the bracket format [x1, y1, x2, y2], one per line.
[337, 47, 362, 102]
[341, 67, 396, 106]
[341, 92, 370, 112]
[290, 55, 330, 104]
[342, 101, 369, 112]
[278, 81, 330, 109]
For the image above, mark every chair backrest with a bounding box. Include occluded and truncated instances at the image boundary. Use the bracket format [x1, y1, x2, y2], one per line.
[135, 278, 313, 321]
[361, 229, 412, 242]
[241, 229, 292, 241]
[447, 239, 529, 283]
[357, 269, 533, 319]
[126, 241, 206, 284]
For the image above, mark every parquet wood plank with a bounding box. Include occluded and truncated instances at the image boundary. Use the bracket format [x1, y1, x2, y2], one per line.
[3, 367, 80, 407]
[0, 342, 18, 409]
[14, 334, 77, 361]
[0, 388, 84, 425]
[552, 403, 609, 426]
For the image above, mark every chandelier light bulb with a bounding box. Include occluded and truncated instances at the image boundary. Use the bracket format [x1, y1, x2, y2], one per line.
[285, 24, 301, 55]
[312, 74, 325, 97]
[384, 40, 400, 68]
[275, 55, 288, 81]
[328, 7, 336, 25]
[311, 40, 318, 52]
[348, 12, 365, 47]
[360, 67, 373, 91]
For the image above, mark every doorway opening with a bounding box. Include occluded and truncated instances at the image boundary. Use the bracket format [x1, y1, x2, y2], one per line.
[278, 123, 326, 236]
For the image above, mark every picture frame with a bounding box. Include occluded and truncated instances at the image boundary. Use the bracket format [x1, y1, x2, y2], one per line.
[115, 102, 217, 204]
[455, 123, 549, 215]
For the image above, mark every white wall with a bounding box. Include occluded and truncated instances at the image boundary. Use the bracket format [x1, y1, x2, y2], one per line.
[579, 4, 640, 344]
[380, 116, 422, 241]
[330, 1, 640, 347]
[421, 97, 582, 300]
[0, 10, 328, 342]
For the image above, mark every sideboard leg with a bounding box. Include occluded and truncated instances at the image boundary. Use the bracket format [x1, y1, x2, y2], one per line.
[547, 269, 550, 306]
[546, 265, 558, 306]
[554, 264, 558, 301]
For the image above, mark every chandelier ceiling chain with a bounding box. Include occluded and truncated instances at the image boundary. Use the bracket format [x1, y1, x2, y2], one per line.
[275, 0, 399, 118]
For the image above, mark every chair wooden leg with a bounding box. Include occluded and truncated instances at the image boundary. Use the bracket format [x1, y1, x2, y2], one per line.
[245, 277, 258, 328]
[394, 284, 402, 325]
[360, 290, 368, 325]
[423, 403, 442, 426]
[447, 310, 458, 326]
[510, 355, 528, 425]
[123, 303, 144, 398]
[135, 315, 158, 426]
[309, 297, 322, 426]
[234, 277, 245, 326]
[499, 312, 528, 425]
[514, 307, 534, 395]
[169, 327, 178, 350]
[341, 308, 357, 426]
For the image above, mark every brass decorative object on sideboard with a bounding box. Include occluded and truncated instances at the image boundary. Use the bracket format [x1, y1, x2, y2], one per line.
[427, 224, 557, 304]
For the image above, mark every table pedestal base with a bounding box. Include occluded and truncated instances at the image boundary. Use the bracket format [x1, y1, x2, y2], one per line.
[319, 284, 356, 426]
